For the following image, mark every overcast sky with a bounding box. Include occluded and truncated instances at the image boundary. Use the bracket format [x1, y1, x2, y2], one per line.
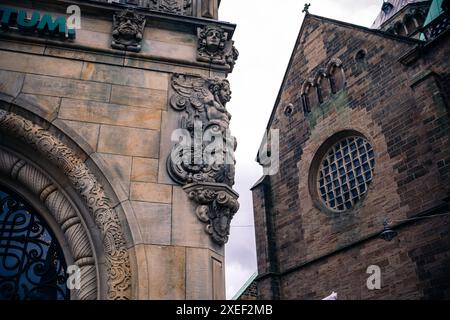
[219, 0, 382, 299]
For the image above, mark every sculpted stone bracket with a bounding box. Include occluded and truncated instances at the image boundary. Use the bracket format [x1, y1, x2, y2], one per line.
[111, 8, 146, 52]
[197, 25, 239, 71]
[166, 74, 239, 245]
[184, 183, 239, 244]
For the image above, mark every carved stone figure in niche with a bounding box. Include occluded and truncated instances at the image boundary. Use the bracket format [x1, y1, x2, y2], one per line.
[111, 9, 146, 52]
[167, 74, 239, 244]
[197, 25, 239, 71]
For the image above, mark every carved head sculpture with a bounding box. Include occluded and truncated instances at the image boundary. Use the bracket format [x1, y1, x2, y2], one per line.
[114, 9, 144, 40]
[112, 9, 146, 52]
[210, 79, 232, 105]
[199, 25, 227, 54]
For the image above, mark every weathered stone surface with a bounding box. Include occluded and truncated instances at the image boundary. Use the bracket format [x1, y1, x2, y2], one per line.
[114, 200, 143, 247]
[212, 257, 225, 299]
[0, 51, 83, 79]
[0, 70, 24, 98]
[158, 110, 179, 185]
[171, 187, 223, 254]
[146, 245, 186, 299]
[145, 28, 196, 46]
[110, 85, 167, 110]
[58, 120, 100, 151]
[124, 57, 210, 77]
[22, 75, 111, 102]
[97, 125, 160, 158]
[131, 201, 171, 245]
[95, 153, 132, 198]
[144, 39, 197, 62]
[13, 93, 61, 122]
[59, 99, 161, 130]
[0, 40, 45, 55]
[81, 63, 168, 91]
[51, 119, 97, 157]
[75, 29, 111, 50]
[186, 248, 212, 299]
[130, 182, 172, 204]
[129, 245, 149, 299]
[44, 47, 124, 66]
[131, 157, 158, 183]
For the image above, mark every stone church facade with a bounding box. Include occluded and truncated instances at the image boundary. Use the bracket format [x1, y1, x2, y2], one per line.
[0, 0, 238, 300]
[252, 0, 450, 299]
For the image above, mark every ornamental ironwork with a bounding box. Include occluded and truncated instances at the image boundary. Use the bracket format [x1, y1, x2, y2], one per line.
[0, 188, 69, 300]
[317, 136, 375, 212]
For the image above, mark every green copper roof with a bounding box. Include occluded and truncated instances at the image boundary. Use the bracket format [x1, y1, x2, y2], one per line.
[423, 0, 445, 25]
[231, 272, 258, 300]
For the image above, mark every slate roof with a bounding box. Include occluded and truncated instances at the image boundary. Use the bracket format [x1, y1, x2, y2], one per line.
[371, 0, 429, 28]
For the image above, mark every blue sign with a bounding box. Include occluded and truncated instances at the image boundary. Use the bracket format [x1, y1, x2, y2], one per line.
[0, 6, 76, 39]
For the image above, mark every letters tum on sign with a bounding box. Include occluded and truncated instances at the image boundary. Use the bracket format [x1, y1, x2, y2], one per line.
[0, 6, 76, 39]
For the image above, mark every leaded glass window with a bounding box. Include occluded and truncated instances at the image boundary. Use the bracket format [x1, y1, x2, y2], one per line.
[317, 136, 375, 212]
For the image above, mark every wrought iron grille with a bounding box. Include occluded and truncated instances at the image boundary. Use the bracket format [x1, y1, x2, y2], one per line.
[0, 188, 69, 300]
[317, 137, 375, 212]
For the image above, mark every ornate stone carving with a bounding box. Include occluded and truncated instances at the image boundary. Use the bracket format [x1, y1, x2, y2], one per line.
[197, 25, 239, 71]
[0, 110, 132, 300]
[159, 0, 192, 14]
[91, 0, 193, 16]
[0, 148, 97, 300]
[111, 9, 146, 52]
[184, 183, 239, 244]
[167, 74, 239, 244]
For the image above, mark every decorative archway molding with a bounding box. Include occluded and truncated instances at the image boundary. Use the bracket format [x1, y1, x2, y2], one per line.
[0, 109, 132, 300]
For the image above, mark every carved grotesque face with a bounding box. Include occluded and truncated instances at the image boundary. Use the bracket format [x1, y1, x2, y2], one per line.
[206, 29, 222, 52]
[117, 13, 139, 39]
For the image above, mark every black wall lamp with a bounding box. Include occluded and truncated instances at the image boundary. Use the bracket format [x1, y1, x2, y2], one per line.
[380, 212, 450, 242]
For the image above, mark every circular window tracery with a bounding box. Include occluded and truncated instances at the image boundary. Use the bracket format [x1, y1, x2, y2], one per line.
[317, 136, 375, 212]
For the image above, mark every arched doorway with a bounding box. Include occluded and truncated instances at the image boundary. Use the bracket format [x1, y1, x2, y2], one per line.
[0, 186, 69, 300]
[0, 109, 133, 300]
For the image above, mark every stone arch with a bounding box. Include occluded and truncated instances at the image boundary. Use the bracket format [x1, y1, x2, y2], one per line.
[412, 9, 425, 28]
[301, 80, 318, 113]
[313, 69, 330, 104]
[394, 21, 407, 36]
[0, 109, 133, 300]
[326, 58, 346, 94]
[403, 14, 416, 35]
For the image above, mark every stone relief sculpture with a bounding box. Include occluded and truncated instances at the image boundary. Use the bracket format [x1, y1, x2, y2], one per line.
[197, 25, 239, 71]
[111, 9, 146, 52]
[93, 0, 194, 16]
[167, 74, 239, 244]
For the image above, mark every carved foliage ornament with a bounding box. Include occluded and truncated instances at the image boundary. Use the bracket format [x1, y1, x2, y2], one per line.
[0, 110, 132, 300]
[167, 74, 239, 244]
[197, 25, 239, 71]
[111, 9, 146, 52]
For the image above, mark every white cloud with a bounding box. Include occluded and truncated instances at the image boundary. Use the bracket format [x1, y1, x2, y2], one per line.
[220, 0, 381, 299]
